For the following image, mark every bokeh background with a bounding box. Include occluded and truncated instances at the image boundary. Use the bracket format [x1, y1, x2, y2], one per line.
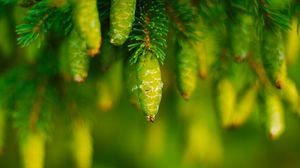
[1, 76, 300, 168]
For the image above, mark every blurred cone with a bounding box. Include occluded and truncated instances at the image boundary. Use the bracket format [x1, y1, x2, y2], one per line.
[20, 131, 46, 168]
[72, 120, 93, 168]
[265, 94, 285, 140]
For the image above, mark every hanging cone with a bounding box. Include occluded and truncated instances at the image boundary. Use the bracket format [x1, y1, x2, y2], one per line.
[136, 52, 163, 122]
[20, 131, 46, 168]
[72, 120, 93, 168]
[74, 0, 102, 56]
[109, 0, 136, 46]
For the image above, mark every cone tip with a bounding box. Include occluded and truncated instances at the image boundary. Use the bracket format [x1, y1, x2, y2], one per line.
[74, 74, 86, 83]
[181, 92, 190, 101]
[275, 79, 283, 89]
[268, 132, 280, 140]
[199, 71, 207, 80]
[88, 47, 99, 57]
[110, 37, 125, 46]
[146, 115, 156, 123]
[234, 55, 246, 63]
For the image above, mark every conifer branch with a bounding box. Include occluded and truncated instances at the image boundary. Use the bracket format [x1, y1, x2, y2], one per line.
[292, 0, 300, 30]
[128, 0, 168, 63]
[166, 0, 199, 41]
[248, 56, 269, 86]
[19, 0, 41, 8]
[16, 1, 73, 47]
[29, 83, 46, 131]
[252, 0, 291, 31]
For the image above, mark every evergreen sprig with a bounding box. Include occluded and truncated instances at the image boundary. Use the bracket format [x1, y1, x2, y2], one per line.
[16, 1, 72, 47]
[252, 0, 291, 32]
[5, 49, 60, 140]
[128, 0, 169, 63]
[12, 80, 53, 141]
[292, 0, 300, 30]
[51, 4, 73, 36]
[167, 0, 200, 41]
[19, 0, 41, 8]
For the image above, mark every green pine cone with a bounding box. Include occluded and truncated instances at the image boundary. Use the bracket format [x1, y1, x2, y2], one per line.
[262, 28, 285, 89]
[265, 94, 285, 140]
[72, 120, 93, 168]
[193, 37, 208, 79]
[109, 0, 136, 46]
[217, 78, 236, 128]
[136, 52, 163, 122]
[21, 132, 46, 168]
[233, 84, 258, 127]
[281, 79, 300, 114]
[229, 14, 252, 61]
[67, 31, 90, 83]
[97, 60, 123, 112]
[176, 41, 198, 100]
[74, 0, 101, 56]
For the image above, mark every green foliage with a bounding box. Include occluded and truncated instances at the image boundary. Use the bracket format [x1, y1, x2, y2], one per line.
[128, 0, 168, 63]
[167, 0, 200, 41]
[19, 0, 41, 8]
[251, 0, 291, 33]
[16, 1, 72, 47]
[0, 0, 16, 4]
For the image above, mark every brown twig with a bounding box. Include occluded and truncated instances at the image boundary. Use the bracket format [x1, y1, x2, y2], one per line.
[247, 55, 269, 86]
[29, 81, 47, 131]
